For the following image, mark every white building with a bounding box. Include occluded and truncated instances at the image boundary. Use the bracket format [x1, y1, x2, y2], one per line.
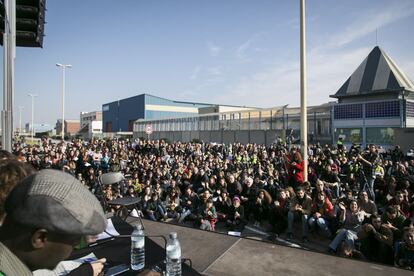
[78, 111, 103, 139]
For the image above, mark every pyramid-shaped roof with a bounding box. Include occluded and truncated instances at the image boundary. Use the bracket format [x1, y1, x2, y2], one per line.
[331, 46, 414, 98]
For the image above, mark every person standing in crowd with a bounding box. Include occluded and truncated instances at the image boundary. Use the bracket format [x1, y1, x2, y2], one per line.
[285, 151, 304, 189]
[358, 144, 378, 202]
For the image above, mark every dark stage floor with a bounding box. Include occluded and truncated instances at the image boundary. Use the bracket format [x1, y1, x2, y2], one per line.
[129, 218, 412, 276]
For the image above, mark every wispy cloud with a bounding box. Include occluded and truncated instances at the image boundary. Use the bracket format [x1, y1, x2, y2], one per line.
[208, 42, 221, 57]
[218, 47, 370, 108]
[207, 66, 222, 76]
[327, 2, 414, 48]
[189, 66, 201, 80]
[217, 1, 414, 108]
[235, 33, 264, 61]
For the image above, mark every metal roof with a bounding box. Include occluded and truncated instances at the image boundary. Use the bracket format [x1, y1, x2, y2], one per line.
[331, 46, 414, 98]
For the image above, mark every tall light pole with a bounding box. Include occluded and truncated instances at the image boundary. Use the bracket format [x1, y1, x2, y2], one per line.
[28, 94, 37, 142]
[18, 106, 23, 134]
[1, 0, 16, 152]
[56, 63, 72, 141]
[300, 0, 308, 182]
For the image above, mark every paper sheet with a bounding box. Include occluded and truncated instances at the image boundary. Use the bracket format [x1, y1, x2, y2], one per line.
[96, 218, 120, 241]
[227, 231, 241, 237]
[33, 253, 97, 276]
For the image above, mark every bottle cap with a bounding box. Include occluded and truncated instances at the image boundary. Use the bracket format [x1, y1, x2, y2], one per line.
[135, 224, 143, 230]
[169, 232, 177, 239]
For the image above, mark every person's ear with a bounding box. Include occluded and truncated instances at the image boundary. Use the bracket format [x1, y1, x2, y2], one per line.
[31, 229, 48, 249]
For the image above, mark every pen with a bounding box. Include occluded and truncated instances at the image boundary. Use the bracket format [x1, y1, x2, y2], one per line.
[82, 257, 97, 264]
[88, 237, 115, 247]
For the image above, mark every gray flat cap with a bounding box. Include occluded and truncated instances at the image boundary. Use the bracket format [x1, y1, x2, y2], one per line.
[5, 169, 107, 235]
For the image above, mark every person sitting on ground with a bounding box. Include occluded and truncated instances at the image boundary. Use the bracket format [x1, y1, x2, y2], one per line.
[178, 186, 199, 223]
[287, 186, 312, 242]
[253, 189, 272, 227]
[146, 193, 167, 221]
[357, 214, 394, 265]
[215, 189, 232, 221]
[381, 205, 407, 241]
[226, 196, 247, 232]
[165, 189, 181, 220]
[319, 165, 341, 199]
[395, 226, 414, 270]
[357, 191, 377, 217]
[198, 198, 218, 231]
[269, 189, 290, 237]
[328, 200, 365, 254]
[308, 192, 334, 238]
[0, 169, 107, 276]
[141, 185, 153, 211]
[226, 174, 242, 199]
[387, 190, 411, 219]
[311, 179, 334, 202]
[240, 177, 259, 221]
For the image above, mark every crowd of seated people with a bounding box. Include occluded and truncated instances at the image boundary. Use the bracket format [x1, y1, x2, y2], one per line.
[7, 137, 414, 269]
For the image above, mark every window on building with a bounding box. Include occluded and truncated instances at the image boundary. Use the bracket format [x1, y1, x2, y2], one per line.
[366, 127, 394, 144]
[334, 104, 363, 119]
[406, 101, 414, 117]
[365, 101, 400, 118]
[105, 122, 112, 132]
[128, 120, 136, 131]
[334, 128, 362, 143]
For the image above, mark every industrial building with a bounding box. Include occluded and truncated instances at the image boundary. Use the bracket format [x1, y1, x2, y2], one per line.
[102, 94, 251, 132]
[78, 111, 103, 139]
[55, 119, 80, 138]
[331, 46, 414, 149]
[134, 103, 332, 145]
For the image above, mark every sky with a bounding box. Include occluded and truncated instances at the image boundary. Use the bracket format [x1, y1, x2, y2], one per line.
[1, 0, 414, 127]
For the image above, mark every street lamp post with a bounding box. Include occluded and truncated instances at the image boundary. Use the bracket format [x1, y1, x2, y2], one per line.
[1, 0, 16, 152]
[18, 106, 23, 134]
[56, 63, 72, 141]
[28, 94, 37, 142]
[300, 0, 308, 182]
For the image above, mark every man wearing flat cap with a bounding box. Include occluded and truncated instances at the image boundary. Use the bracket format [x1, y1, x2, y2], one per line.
[0, 169, 107, 275]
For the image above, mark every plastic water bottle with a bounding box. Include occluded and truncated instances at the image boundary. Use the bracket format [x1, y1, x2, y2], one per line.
[131, 225, 145, 270]
[166, 232, 182, 276]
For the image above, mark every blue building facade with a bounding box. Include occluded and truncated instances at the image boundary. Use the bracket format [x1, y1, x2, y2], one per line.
[102, 94, 213, 132]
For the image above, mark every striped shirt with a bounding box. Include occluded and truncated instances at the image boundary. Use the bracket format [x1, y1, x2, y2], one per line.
[0, 242, 32, 276]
